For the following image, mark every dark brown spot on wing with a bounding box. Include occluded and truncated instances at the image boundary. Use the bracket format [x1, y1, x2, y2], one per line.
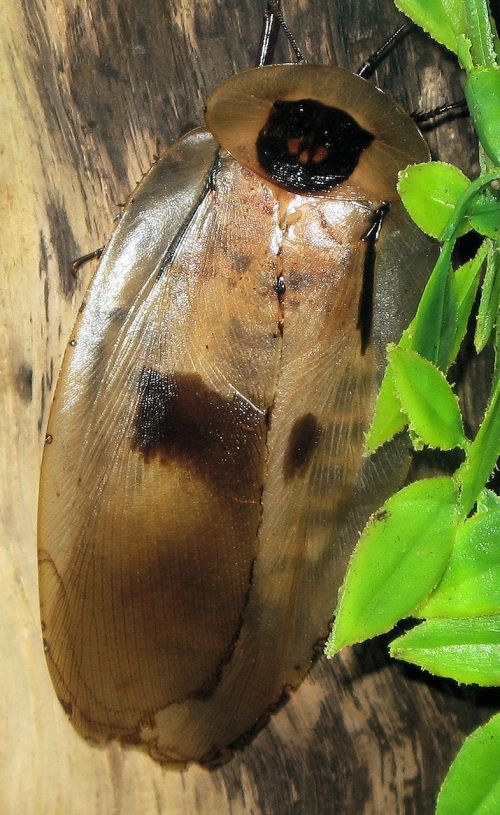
[284, 413, 321, 480]
[133, 368, 265, 499]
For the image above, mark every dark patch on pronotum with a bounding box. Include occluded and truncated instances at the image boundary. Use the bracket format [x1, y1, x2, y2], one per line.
[133, 368, 264, 497]
[357, 204, 389, 354]
[284, 413, 321, 480]
[256, 98, 374, 193]
[15, 363, 33, 402]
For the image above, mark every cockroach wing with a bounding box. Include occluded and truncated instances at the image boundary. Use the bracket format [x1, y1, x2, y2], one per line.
[39, 126, 281, 759]
[39, 122, 436, 765]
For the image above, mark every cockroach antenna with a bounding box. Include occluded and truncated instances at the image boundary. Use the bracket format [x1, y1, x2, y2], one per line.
[258, 0, 305, 66]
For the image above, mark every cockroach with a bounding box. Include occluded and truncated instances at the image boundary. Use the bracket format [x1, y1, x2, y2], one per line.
[38, 1, 438, 765]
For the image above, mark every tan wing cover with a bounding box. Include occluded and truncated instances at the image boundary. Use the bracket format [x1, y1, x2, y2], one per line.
[39, 125, 436, 763]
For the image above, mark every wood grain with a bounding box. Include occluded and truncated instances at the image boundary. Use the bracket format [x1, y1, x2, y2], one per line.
[1, 0, 496, 813]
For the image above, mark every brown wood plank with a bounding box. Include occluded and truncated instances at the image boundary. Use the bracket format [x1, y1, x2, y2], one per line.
[1, 1, 496, 813]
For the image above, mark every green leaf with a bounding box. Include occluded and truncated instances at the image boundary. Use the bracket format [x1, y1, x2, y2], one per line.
[492, 11, 500, 64]
[364, 363, 407, 453]
[404, 173, 500, 372]
[465, 69, 500, 165]
[457, 377, 500, 517]
[393, 0, 467, 55]
[464, 0, 499, 68]
[436, 713, 500, 815]
[457, 33, 474, 71]
[495, 310, 500, 384]
[440, 171, 500, 241]
[398, 162, 471, 239]
[389, 346, 467, 450]
[365, 322, 416, 453]
[475, 240, 500, 352]
[467, 189, 500, 239]
[410, 241, 458, 370]
[450, 240, 488, 361]
[390, 615, 500, 685]
[326, 478, 458, 656]
[477, 488, 500, 513]
[418, 508, 500, 618]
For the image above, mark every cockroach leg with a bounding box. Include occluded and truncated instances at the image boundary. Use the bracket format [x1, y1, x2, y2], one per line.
[412, 100, 468, 125]
[257, 1, 281, 66]
[257, 1, 304, 66]
[356, 22, 412, 79]
[357, 204, 389, 354]
[357, 24, 466, 127]
[70, 247, 104, 277]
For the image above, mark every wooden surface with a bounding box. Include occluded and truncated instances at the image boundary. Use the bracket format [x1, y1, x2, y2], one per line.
[0, 0, 496, 813]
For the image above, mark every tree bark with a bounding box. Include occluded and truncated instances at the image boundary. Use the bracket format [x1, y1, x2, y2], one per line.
[0, 1, 496, 813]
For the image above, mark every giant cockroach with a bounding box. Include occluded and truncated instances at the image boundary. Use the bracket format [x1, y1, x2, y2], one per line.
[38, 1, 438, 765]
